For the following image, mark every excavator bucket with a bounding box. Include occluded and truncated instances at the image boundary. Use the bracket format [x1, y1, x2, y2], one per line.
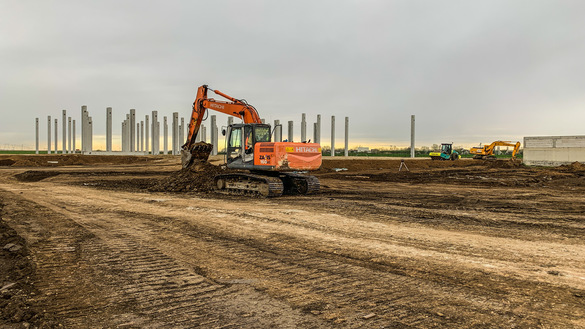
[181, 142, 213, 169]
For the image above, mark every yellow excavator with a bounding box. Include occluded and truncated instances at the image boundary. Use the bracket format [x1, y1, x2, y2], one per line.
[469, 141, 521, 160]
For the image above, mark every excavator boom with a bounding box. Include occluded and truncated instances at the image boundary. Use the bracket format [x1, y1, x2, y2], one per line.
[470, 141, 521, 160]
[182, 85, 262, 168]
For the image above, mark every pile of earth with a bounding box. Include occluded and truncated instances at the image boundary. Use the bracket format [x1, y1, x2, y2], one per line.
[485, 159, 523, 168]
[150, 161, 232, 193]
[0, 202, 61, 327]
[560, 161, 585, 172]
[14, 171, 61, 182]
[0, 154, 165, 167]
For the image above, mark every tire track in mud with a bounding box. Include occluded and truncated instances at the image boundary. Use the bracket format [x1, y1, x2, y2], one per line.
[0, 189, 326, 328]
[3, 179, 585, 328]
[95, 205, 579, 328]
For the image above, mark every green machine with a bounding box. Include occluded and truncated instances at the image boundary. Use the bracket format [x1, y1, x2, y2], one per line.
[429, 143, 460, 161]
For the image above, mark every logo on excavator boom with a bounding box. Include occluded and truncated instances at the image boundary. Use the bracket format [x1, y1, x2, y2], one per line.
[210, 103, 225, 110]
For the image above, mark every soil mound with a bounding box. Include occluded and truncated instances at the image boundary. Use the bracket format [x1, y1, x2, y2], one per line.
[0, 154, 164, 167]
[0, 159, 15, 166]
[14, 171, 61, 182]
[150, 162, 228, 192]
[560, 161, 585, 172]
[486, 159, 522, 169]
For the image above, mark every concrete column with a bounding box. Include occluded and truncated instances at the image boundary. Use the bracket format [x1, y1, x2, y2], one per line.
[288, 121, 293, 142]
[226, 117, 233, 146]
[180, 117, 185, 147]
[121, 121, 126, 152]
[123, 115, 129, 152]
[344, 116, 349, 157]
[81, 106, 88, 152]
[62, 110, 67, 154]
[68, 117, 72, 153]
[130, 109, 136, 152]
[313, 123, 317, 143]
[201, 125, 207, 143]
[54, 119, 58, 153]
[316, 114, 321, 145]
[106, 107, 112, 152]
[47, 116, 52, 154]
[145, 115, 150, 153]
[152, 111, 159, 155]
[35, 118, 39, 154]
[331, 116, 335, 157]
[410, 115, 415, 158]
[140, 121, 144, 152]
[72, 120, 76, 153]
[211, 115, 218, 156]
[301, 113, 306, 142]
[163, 116, 168, 155]
[274, 120, 281, 142]
[155, 121, 160, 155]
[172, 112, 179, 155]
[88, 117, 93, 153]
[137, 123, 140, 152]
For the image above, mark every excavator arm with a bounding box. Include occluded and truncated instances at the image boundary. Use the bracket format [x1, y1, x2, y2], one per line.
[181, 85, 263, 168]
[470, 141, 521, 159]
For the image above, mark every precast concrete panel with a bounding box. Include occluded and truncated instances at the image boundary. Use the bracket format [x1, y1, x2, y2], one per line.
[524, 135, 585, 166]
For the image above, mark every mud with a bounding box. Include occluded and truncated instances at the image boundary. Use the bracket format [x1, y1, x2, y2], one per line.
[150, 161, 230, 193]
[0, 156, 584, 328]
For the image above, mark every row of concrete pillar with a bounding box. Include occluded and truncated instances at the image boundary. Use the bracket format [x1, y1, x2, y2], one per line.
[36, 111, 77, 154]
[35, 109, 353, 156]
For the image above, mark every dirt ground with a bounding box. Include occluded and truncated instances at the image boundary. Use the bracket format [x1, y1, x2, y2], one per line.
[1, 154, 584, 328]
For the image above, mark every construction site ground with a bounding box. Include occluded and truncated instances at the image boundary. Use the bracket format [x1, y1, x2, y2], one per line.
[1, 154, 584, 328]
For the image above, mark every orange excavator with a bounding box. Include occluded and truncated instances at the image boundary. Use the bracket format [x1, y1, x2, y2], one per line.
[469, 141, 521, 160]
[181, 85, 322, 197]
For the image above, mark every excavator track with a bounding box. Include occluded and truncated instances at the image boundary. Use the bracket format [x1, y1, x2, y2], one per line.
[281, 173, 320, 195]
[214, 173, 284, 197]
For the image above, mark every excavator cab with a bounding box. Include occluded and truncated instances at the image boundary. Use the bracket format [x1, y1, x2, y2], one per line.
[226, 123, 271, 167]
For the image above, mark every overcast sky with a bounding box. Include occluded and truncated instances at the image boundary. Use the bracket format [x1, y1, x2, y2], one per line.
[1, 0, 584, 150]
